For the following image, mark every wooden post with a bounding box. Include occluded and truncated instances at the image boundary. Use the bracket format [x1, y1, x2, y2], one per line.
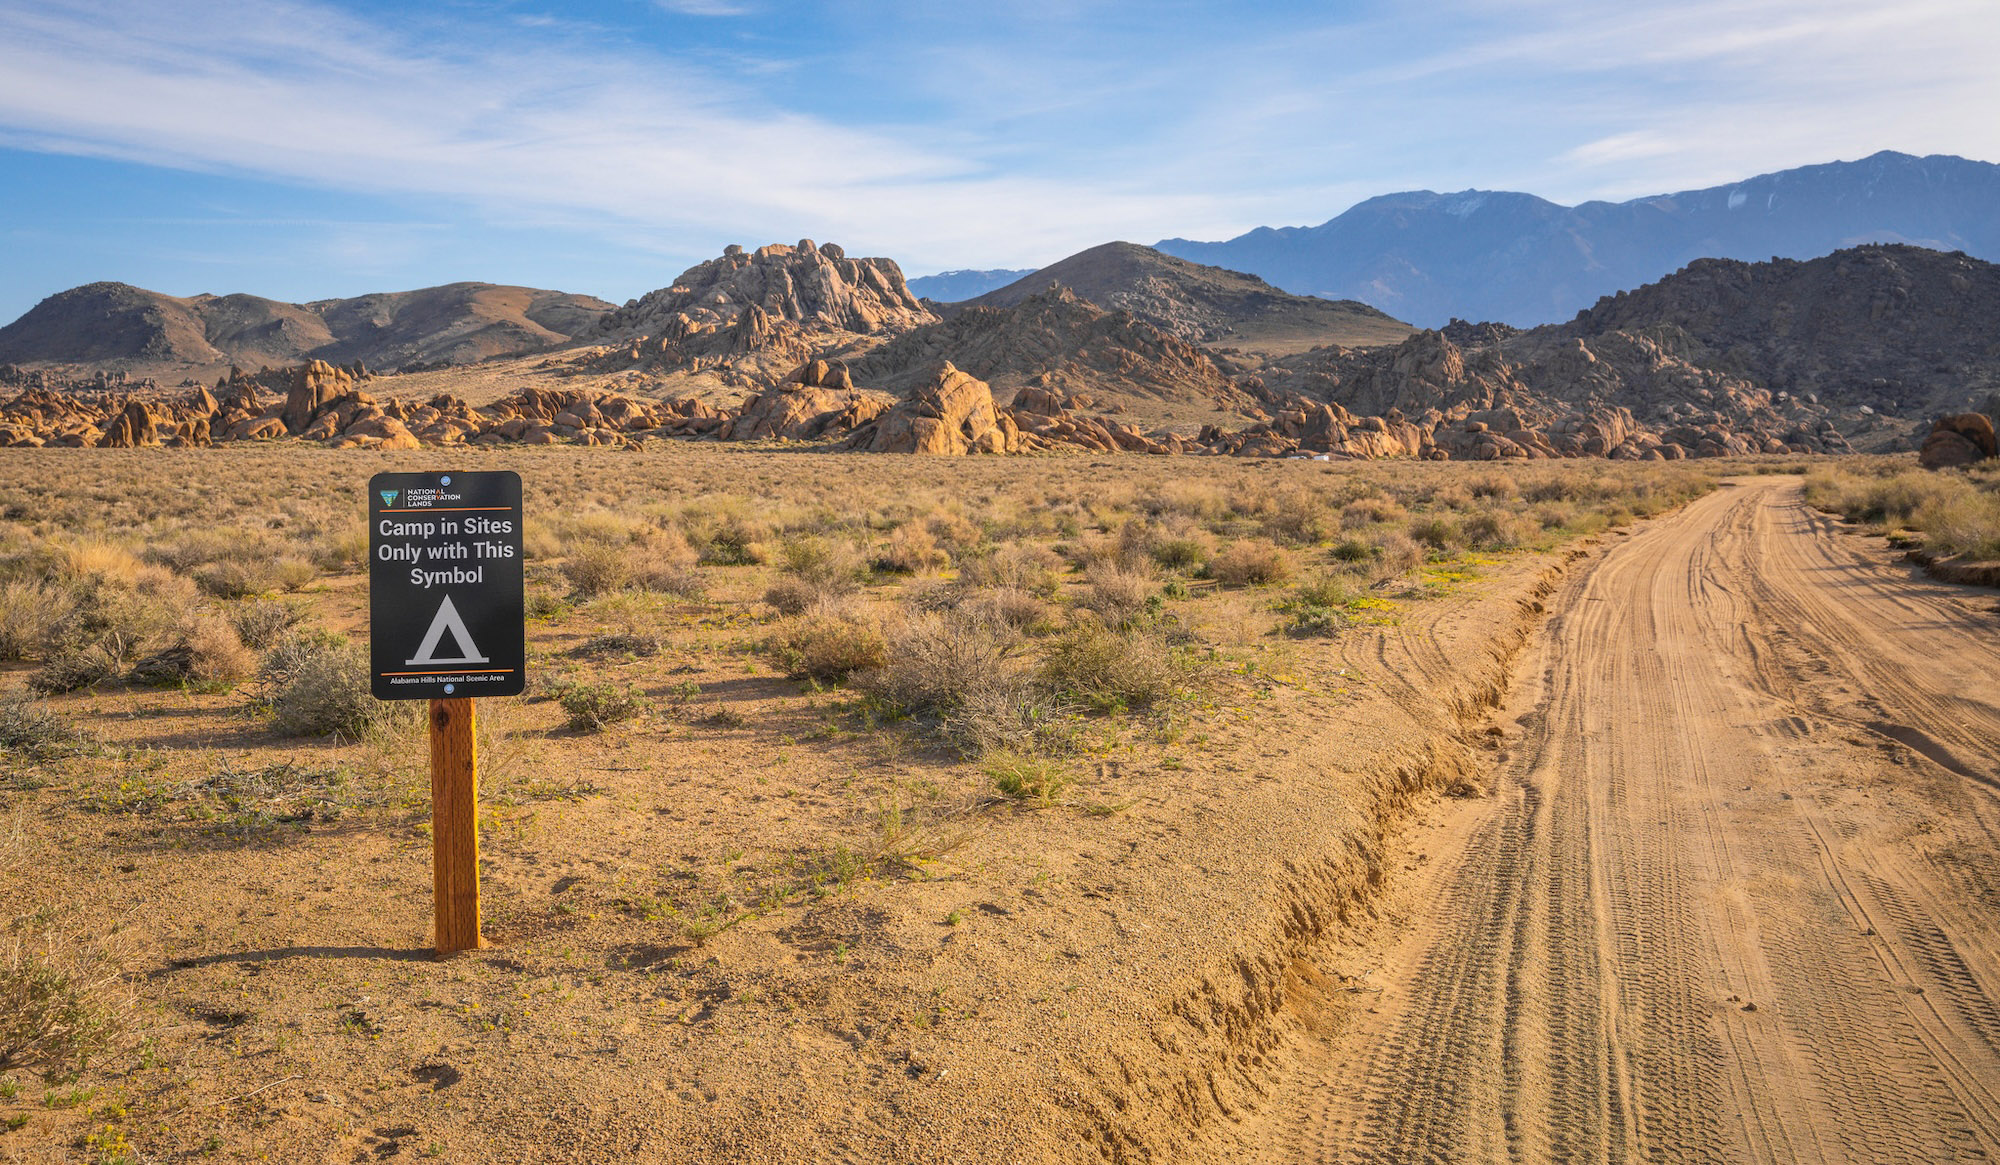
[429, 697, 483, 955]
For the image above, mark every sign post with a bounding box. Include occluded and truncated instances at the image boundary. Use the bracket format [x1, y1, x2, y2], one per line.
[368, 471, 525, 955]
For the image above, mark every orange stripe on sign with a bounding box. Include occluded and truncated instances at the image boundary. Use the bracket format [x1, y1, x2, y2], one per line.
[377, 507, 516, 513]
[380, 669, 518, 676]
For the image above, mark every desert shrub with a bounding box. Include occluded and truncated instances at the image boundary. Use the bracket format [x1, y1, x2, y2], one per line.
[1913, 487, 2000, 559]
[1294, 574, 1355, 609]
[958, 543, 1063, 598]
[1260, 495, 1332, 547]
[764, 576, 827, 616]
[309, 525, 370, 571]
[229, 597, 311, 649]
[1284, 604, 1350, 637]
[1341, 495, 1407, 529]
[1038, 623, 1188, 712]
[685, 510, 767, 565]
[1409, 515, 1461, 552]
[1428, 485, 1474, 511]
[1080, 563, 1156, 629]
[0, 917, 126, 1079]
[1523, 476, 1580, 504]
[256, 632, 395, 739]
[193, 559, 280, 599]
[1209, 540, 1295, 587]
[985, 751, 1073, 805]
[1372, 531, 1425, 577]
[0, 582, 75, 661]
[272, 558, 317, 591]
[0, 695, 86, 760]
[959, 586, 1056, 634]
[768, 614, 888, 683]
[1150, 535, 1209, 572]
[940, 682, 1081, 758]
[561, 541, 630, 598]
[1467, 472, 1519, 500]
[778, 535, 863, 586]
[925, 510, 985, 553]
[27, 644, 123, 695]
[630, 533, 707, 599]
[1330, 537, 1373, 563]
[874, 523, 948, 574]
[557, 682, 647, 732]
[857, 611, 1018, 718]
[1461, 510, 1538, 551]
[127, 614, 254, 688]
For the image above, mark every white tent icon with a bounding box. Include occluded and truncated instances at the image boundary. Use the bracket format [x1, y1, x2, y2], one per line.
[405, 595, 490, 666]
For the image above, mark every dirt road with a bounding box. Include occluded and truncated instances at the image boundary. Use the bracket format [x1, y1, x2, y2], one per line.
[1250, 477, 2000, 1164]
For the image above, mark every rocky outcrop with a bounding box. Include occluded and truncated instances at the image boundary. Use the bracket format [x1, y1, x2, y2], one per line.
[1257, 325, 1852, 458]
[593, 240, 935, 341]
[1564, 245, 2000, 421]
[849, 286, 1250, 415]
[283, 359, 353, 434]
[1920, 413, 1999, 469]
[843, 364, 1017, 455]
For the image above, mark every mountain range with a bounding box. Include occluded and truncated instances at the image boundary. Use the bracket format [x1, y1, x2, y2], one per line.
[0, 282, 614, 377]
[1154, 151, 2000, 327]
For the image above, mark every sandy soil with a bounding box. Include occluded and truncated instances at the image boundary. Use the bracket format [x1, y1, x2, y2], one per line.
[0, 446, 1593, 1164]
[1229, 478, 2000, 1163]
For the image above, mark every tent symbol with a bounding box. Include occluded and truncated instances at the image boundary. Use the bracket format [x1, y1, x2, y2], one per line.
[406, 595, 490, 666]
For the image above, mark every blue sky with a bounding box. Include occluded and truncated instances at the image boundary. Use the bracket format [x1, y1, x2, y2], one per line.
[1, 0, 1996, 322]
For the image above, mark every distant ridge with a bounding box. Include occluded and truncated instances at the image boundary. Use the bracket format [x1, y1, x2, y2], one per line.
[0, 281, 614, 375]
[958, 241, 1413, 357]
[1157, 151, 2000, 327]
[907, 268, 1035, 303]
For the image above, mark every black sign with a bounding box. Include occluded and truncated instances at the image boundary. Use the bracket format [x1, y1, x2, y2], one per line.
[369, 471, 525, 700]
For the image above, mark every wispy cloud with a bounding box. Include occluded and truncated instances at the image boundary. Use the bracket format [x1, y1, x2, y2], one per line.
[654, 0, 752, 16]
[0, 0, 1993, 277]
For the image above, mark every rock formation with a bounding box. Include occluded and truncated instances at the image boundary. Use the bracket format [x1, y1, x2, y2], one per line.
[849, 285, 1250, 414]
[592, 240, 934, 340]
[843, 364, 1017, 455]
[1920, 413, 1998, 469]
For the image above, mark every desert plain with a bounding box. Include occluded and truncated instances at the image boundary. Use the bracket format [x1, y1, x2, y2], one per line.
[0, 434, 1995, 1165]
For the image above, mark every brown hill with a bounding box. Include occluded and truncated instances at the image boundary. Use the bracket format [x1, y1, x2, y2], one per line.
[847, 285, 1250, 423]
[958, 242, 1414, 356]
[0, 281, 614, 377]
[1561, 244, 2000, 419]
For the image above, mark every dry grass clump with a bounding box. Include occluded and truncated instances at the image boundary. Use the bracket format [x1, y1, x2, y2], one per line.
[765, 536, 864, 613]
[1805, 461, 2000, 559]
[1079, 563, 1157, 628]
[874, 523, 949, 574]
[0, 915, 127, 1079]
[1408, 515, 1461, 552]
[768, 614, 889, 683]
[1038, 623, 1189, 713]
[127, 614, 255, 689]
[857, 611, 1018, 719]
[561, 539, 631, 598]
[255, 632, 402, 739]
[1460, 510, 1539, 551]
[958, 543, 1063, 597]
[0, 695, 87, 761]
[1341, 494, 1408, 529]
[229, 597, 312, 649]
[1209, 540, 1295, 587]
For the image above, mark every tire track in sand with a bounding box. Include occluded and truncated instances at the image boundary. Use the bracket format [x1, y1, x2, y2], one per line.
[1246, 478, 2000, 1165]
